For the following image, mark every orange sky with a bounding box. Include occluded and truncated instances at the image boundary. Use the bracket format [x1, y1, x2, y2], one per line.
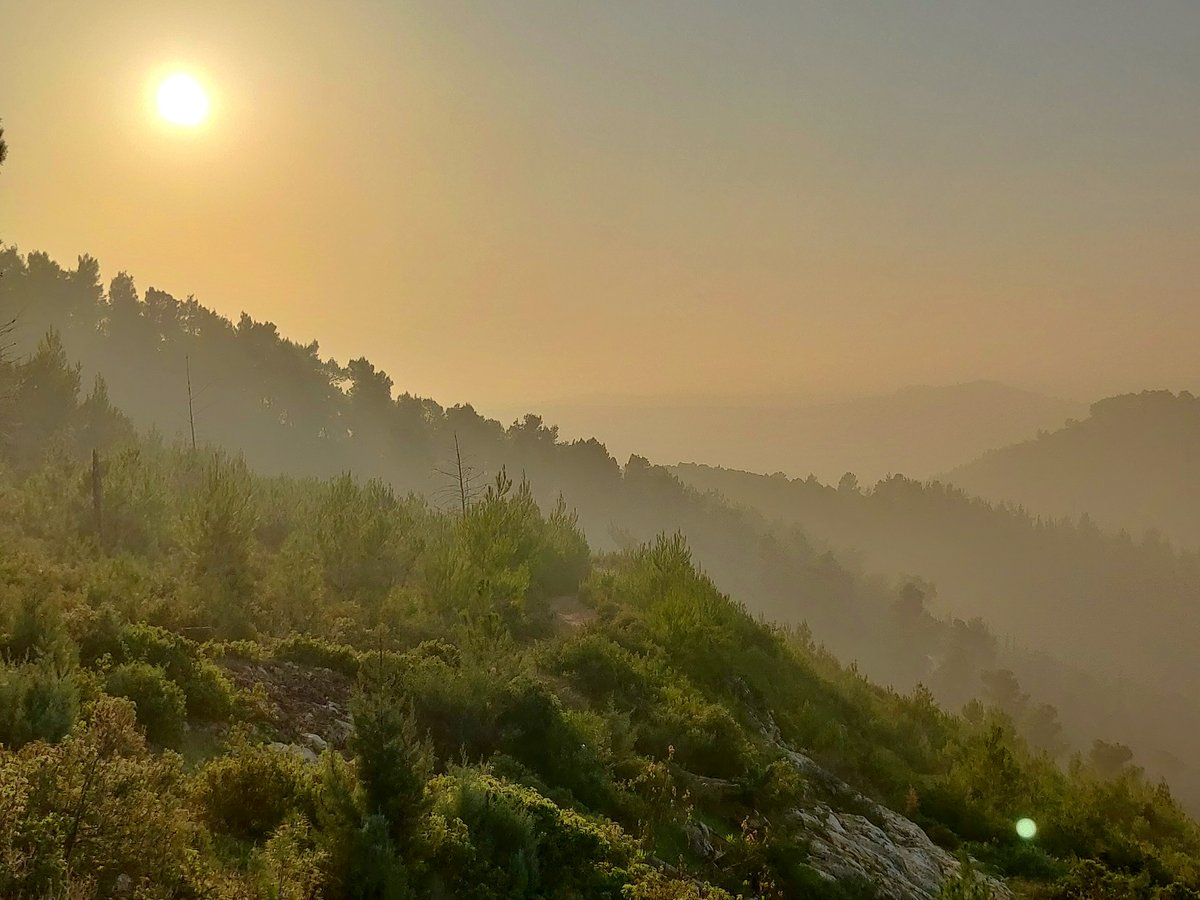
[1, 1, 1197, 410]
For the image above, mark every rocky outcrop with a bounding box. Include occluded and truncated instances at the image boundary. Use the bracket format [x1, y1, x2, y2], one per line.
[736, 696, 1010, 899]
[783, 747, 1011, 900]
[220, 657, 353, 750]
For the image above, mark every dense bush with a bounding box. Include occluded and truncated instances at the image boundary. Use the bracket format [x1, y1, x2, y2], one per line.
[0, 697, 209, 898]
[273, 633, 361, 677]
[0, 660, 79, 748]
[118, 623, 235, 719]
[426, 769, 637, 898]
[350, 672, 433, 841]
[105, 661, 188, 746]
[194, 738, 318, 842]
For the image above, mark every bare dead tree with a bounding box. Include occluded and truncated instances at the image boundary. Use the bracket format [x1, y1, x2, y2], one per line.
[185, 354, 197, 451]
[0, 316, 14, 358]
[0, 317, 16, 445]
[433, 432, 484, 515]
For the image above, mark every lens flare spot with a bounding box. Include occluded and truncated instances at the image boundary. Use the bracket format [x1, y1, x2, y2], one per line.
[1016, 817, 1037, 840]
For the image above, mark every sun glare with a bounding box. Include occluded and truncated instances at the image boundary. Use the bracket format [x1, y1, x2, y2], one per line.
[156, 73, 210, 127]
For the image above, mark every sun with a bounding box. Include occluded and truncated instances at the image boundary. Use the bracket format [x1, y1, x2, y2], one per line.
[156, 73, 210, 127]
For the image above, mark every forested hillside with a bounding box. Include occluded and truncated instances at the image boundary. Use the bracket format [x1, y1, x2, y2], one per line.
[3, 299, 1200, 898]
[945, 392, 1200, 549]
[672, 463, 1200, 810]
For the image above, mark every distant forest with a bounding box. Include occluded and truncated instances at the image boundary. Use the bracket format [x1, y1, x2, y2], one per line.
[3, 246, 1198, 812]
[946, 391, 1200, 549]
[674, 459, 1200, 695]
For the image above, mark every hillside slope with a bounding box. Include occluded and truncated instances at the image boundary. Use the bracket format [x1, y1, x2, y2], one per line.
[3, 247, 1197, 811]
[2, 338, 1198, 897]
[944, 391, 1200, 549]
[670, 463, 1200, 808]
[0, 249, 1063, 708]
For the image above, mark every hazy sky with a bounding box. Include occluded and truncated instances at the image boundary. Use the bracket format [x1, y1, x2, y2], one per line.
[1, 1, 1197, 409]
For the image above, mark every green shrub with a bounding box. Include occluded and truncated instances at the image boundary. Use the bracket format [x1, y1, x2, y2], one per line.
[105, 662, 186, 746]
[307, 753, 415, 899]
[531, 497, 591, 598]
[744, 757, 807, 812]
[2, 593, 71, 663]
[547, 632, 653, 705]
[0, 697, 207, 898]
[73, 602, 125, 667]
[338, 813, 414, 899]
[274, 634, 360, 677]
[255, 814, 330, 900]
[0, 661, 79, 748]
[120, 623, 198, 676]
[118, 623, 234, 719]
[398, 653, 500, 760]
[1040, 859, 1200, 899]
[966, 838, 1063, 879]
[181, 659, 235, 719]
[194, 739, 318, 842]
[350, 677, 433, 839]
[445, 772, 542, 892]
[495, 675, 613, 809]
[919, 782, 997, 845]
[427, 769, 635, 897]
[625, 871, 735, 899]
[641, 685, 750, 780]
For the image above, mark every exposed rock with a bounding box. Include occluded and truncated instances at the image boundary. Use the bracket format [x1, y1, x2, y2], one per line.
[684, 821, 721, 861]
[220, 657, 353, 749]
[676, 770, 739, 803]
[302, 732, 329, 754]
[731, 682, 1011, 898]
[268, 741, 319, 765]
[781, 747, 1011, 900]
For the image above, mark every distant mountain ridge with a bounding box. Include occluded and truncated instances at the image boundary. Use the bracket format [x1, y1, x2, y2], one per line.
[492, 380, 1086, 484]
[945, 389, 1200, 549]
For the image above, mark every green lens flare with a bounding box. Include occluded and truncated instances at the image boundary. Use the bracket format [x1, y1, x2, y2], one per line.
[1016, 817, 1037, 839]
